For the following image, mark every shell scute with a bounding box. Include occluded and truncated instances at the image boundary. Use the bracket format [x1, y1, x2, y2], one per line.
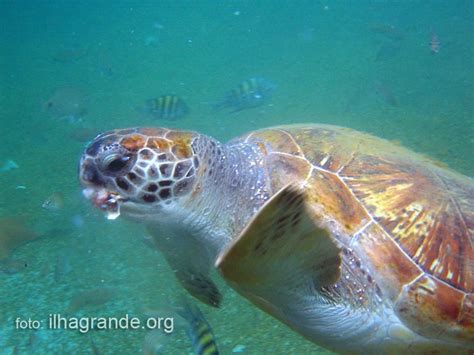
[342, 154, 473, 293]
[266, 153, 311, 193]
[306, 169, 371, 235]
[246, 129, 303, 156]
[394, 275, 472, 342]
[353, 223, 422, 301]
[120, 134, 146, 151]
[285, 126, 351, 172]
[146, 137, 170, 151]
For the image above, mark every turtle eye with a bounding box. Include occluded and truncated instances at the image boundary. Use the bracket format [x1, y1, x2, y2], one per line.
[106, 155, 129, 172]
[99, 152, 135, 176]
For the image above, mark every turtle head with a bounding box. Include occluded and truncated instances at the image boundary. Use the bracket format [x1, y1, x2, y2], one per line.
[79, 127, 201, 221]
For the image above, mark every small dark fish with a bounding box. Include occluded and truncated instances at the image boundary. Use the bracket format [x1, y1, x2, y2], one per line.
[53, 48, 86, 63]
[0, 258, 29, 274]
[67, 287, 117, 313]
[69, 127, 99, 143]
[370, 23, 404, 41]
[144, 95, 188, 120]
[54, 251, 72, 282]
[215, 77, 275, 112]
[27, 331, 41, 348]
[375, 41, 401, 62]
[0, 217, 40, 259]
[97, 63, 115, 78]
[430, 30, 440, 54]
[89, 336, 101, 355]
[177, 298, 219, 355]
[96, 51, 116, 78]
[374, 80, 398, 107]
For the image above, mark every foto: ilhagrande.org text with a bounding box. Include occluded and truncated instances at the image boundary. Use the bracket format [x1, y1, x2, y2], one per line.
[15, 314, 174, 334]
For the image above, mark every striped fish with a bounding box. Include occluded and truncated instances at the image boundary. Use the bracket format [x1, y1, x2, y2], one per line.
[177, 299, 219, 355]
[215, 77, 275, 112]
[144, 95, 189, 119]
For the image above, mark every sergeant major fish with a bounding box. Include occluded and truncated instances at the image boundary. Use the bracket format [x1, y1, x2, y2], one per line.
[215, 77, 275, 112]
[142, 94, 189, 120]
[177, 299, 219, 355]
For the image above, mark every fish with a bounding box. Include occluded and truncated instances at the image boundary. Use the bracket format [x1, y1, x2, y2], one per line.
[42, 192, 65, 212]
[374, 80, 398, 107]
[297, 28, 315, 43]
[97, 63, 115, 78]
[142, 330, 168, 355]
[144, 35, 159, 46]
[375, 41, 401, 62]
[27, 331, 41, 348]
[215, 77, 275, 112]
[0, 258, 29, 274]
[232, 345, 246, 353]
[0, 159, 19, 173]
[69, 127, 99, 143]
[43, 86, 88, 121]
[142, 235, 157, 250]
[370, 23, 404, 41]
[430, 29, 440, 54]
[53, 47, 86, 63]
[176, 298, 219, 355]
[11, 332, 41, 354]
[152, 21, 164, 30]
[71, 214, 85, 228]
[143, 95, 189, 120]
[54, 251, 72, 282]
[67, 287, 117, 313]
[89, 336, 101, 355]
[96, 51, 116, 79]
[0, 217, 40, 260]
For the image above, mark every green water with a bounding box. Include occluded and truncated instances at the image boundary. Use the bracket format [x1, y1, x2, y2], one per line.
[1, 1, 472, 354]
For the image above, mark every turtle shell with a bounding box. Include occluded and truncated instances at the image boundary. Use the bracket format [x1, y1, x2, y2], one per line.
[241, 124, 473, 344]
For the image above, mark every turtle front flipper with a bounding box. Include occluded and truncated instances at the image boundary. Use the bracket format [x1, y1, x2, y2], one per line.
[174, 268, 222, 308]
[216, 183, 341, 316]
[148, 226, 222, 308]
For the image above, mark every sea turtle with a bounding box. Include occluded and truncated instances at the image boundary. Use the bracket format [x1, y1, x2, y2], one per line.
[78, 124, 473, 353]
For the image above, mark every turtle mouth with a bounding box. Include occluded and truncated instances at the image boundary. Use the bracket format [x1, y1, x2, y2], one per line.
[82, 187, 127, 220]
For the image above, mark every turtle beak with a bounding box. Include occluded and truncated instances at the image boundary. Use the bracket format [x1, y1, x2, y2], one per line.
[80, 159, 104, 186]
[82, 187, 124, 220]
[79, 158, 126, 220]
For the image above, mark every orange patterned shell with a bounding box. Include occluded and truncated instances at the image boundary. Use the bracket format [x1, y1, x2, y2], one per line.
[242, 124, 473, 343]
[102, 127, 197, 157]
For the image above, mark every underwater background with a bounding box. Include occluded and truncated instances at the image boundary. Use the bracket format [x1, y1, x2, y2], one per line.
[0, 1, 473, 353]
